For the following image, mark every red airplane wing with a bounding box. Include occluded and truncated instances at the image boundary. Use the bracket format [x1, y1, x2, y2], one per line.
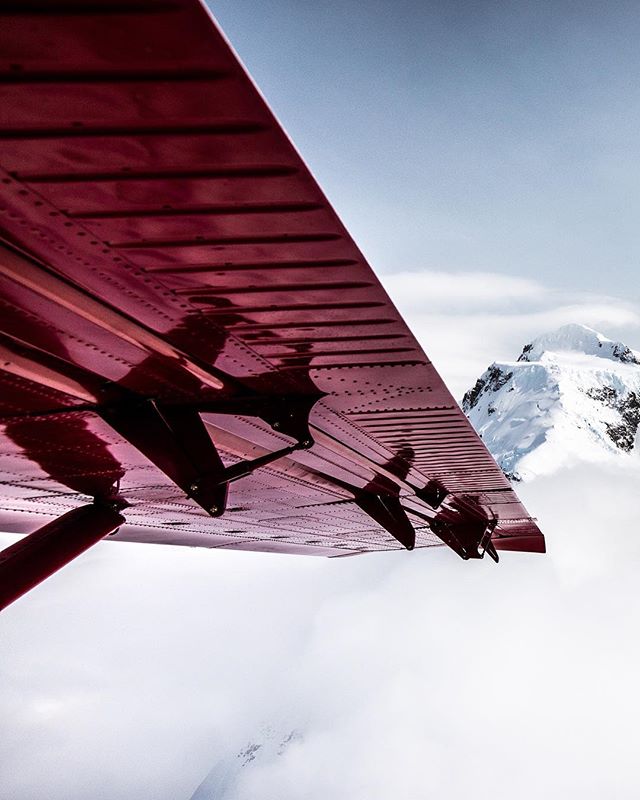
[0, 0, 543, 585]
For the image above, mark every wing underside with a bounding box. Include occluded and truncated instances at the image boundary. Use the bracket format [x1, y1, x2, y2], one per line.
[0, 0, 544, 559]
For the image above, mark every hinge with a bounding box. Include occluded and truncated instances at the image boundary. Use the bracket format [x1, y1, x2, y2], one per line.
[429, 497, 499, 562]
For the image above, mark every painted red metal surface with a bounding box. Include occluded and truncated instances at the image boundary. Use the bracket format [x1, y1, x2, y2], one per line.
[0, 503, 125, 610]
[0, 0, 544, 560]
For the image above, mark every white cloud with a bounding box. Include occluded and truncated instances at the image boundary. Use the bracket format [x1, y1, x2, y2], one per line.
[379, 270, 640, 398]
[380, 269, 546, 312]
[202, 462, 640, 800]
[3, 461, 640, 799]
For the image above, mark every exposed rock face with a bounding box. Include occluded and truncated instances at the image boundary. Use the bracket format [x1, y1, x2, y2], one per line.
[463, 365, 514, 412]
[462, 324, 640, 481]
[603, 391, 640, 451]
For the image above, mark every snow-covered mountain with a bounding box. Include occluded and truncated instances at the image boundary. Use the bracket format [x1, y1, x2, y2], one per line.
[190, 725, 302, 799]
[462, 324, 640, 481]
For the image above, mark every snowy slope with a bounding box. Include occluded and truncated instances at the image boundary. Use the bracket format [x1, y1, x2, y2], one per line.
[462, 324, 640, 481]
[190, 726, 302, 800]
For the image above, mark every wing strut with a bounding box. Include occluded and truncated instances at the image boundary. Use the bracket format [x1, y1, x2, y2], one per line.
[0, 502, 126, 611]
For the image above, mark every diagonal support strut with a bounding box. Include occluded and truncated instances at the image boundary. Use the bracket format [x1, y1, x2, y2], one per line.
[0, 502, 126, 611]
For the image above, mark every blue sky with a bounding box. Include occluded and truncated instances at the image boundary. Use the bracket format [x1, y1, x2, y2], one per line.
[210, 1, 640, 300]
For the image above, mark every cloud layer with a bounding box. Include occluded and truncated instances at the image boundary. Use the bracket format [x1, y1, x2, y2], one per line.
[207, 461, 640, 800]
[3, 459, 640, 799]
[380, 269, 640, 398]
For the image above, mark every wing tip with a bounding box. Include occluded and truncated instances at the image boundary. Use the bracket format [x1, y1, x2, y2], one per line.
[493, 534, 546, 554]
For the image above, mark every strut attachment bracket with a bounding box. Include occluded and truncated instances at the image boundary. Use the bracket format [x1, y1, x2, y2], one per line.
[100, 393, 321, 518]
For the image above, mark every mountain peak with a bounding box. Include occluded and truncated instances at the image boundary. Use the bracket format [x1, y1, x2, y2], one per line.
[463, 325, 640, 481]
[518, 323, 640, 365]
